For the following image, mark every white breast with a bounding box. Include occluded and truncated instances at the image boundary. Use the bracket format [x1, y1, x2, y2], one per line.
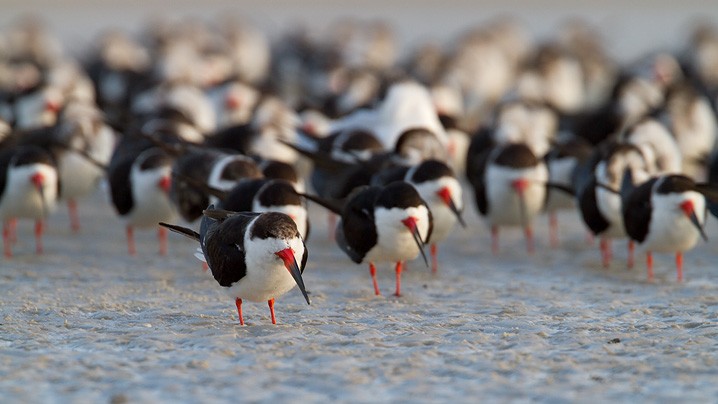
[366, 205, 431, 263]
[226, 231, 305, 303]
[412, 177, 462, 245]
[125, 165, 176, 227]
[484, 164, 548, 227]
[0, 164, 58, 220]
[642, 191, 706, 253]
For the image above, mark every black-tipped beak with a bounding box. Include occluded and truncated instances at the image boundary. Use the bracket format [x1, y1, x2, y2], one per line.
[276, 248, 311, 305]
[402, 217, 429, 267]
[449, 198, 467, 228]
[437, 186, 466, 228]
[681, 201, 708, 242]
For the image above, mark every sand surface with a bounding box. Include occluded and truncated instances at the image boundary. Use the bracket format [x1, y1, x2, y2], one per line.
[2, 2, 718, 402]
[2, 188, 718, 402]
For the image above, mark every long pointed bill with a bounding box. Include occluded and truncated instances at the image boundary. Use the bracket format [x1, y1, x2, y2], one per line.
[512, 179, 528, 228]
[681, 200, 708, 242]
[31, 173, 47, 217]
[436, 187, 466, 228]
[402, 216, 429, 267]
[276, 248, 311, 305]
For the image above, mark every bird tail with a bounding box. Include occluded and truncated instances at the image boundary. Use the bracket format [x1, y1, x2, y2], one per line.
[159, 222, 200, 241]
[297, 192, 343, 215]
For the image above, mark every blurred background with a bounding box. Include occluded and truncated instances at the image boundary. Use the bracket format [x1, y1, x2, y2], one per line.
[2, 0, 718, 61]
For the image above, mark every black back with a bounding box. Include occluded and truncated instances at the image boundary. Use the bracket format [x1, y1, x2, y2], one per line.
[108, 147, 171, 216]
[218, 178, 271, 212]
[201, 211, 258, 287]
[577, 177, 611, 235]
[256, 180, 302, 209]
[622, 177, 659, 243]
[201, 209, 307, 287]
[410, 159, 455, 184]
[170, 149, 225, 222]
[204, 123, 256, 154]
[260, 159, 299, 184]
[493, 143, 539, 169]
[337, 186, 382, 263]
[371, 165, 410, 187]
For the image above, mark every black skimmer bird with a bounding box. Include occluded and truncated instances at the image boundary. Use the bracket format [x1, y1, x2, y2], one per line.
[372, 159, 465, 272]
[622, 174, 716, 281]
[299, 128, 384, 201]
[50, 102, 116, 232]
[576, 142, 652, 268]
[621, 117, 682, 175]
[206, 80, 261, 128]
[11, 84, 64, 130]
[431, 84, 471, 175]
[176, 176, 310, 241]
[204, 96, 300, 164]
[85, 30, 152, 130]
[516, 43, 585, 115]
[169, 148, 262, 222]
[304, 181, 431, 297]
[160, 207, 310, 325]
[284, 128, 384, 238]
[469, 142, 549, 254]
[544, 136, 593, 247]
[329, 80, 448, 154]
[258, 159, 305, 192]
[108, 145, 176, 256]
[658, 82, 717, 180]
[0, 145, 59, 257]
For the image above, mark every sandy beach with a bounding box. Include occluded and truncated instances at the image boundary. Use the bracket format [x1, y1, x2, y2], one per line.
[2, 2, 718, 402]
[2, 187, 718, 402]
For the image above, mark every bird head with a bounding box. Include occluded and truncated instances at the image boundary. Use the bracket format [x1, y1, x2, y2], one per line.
[436, 186, 466, 228]
[274, 247, 310, 305]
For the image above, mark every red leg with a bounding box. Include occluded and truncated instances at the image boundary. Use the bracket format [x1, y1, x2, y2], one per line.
[600, 238, 611, 268]
[431, 244, 438, 274]
[369, 262, 380, 296]
[235, 298, 244, 325]
[158, 226, 168, 256]
[491, 225, 499, 255]
[34, 220, 44, 254]
[675, 252, 683, 282]
[68, 199, 80, 233]
[126, 225, 136, 256]
[8, 218, 17, 244]
[646, 252, 654, 281]
[3, 220, 12, 258]
[549, 212, 559, 248]
[525, 226, 534, 254]
[268, 298, 276, 324]
[394, 261, 403, 297]
[627, 240, 635, 269]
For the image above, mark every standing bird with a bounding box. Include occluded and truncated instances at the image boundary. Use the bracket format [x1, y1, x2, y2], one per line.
[304, 181, 431, 297]
[622, 174, 715, 281]
[160, 208, 310, 325]
[470, 143, 549, 254]
[544, 137, 593, 247]
[108, 146, 176, 256]
[0, 145, 59, 257]
[372, 160, 464, 272]
[576, 142, 652, 268]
